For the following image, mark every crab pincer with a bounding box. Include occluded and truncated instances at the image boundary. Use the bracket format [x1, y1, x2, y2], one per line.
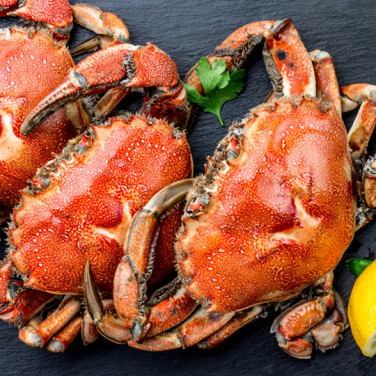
[20, 41, 179, 135]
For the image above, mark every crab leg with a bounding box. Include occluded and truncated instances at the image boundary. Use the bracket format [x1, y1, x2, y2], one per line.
[46, 315, 83, 353]
[113, 180, 193, 334]
[265, 49, 342, 113]
[340, 84, 376, 160]
[94, 86, 132, 119]
[128, 308, 234, 351]
[70, 3, 130, 57]
[21, 43, 179, 135]
[20, 295, 81, 347]
[197, 305, 265, 349]
[184, 21, 275, 96]
[18, 316, 43, 346]
[115, 181, 194, 339]
[82, 180, 194, 344]
[335, 84, 376, 226]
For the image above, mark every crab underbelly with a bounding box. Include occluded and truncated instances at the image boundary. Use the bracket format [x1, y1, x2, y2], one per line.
[179, 98, 357, 313]
[9, 116, 192, 295]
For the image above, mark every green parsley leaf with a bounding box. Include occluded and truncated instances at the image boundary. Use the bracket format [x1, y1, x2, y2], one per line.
[346, 258, 372, 277]
[184, 57, 245, 126]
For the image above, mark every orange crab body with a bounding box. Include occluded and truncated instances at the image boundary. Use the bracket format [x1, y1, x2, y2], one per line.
[179, 97, 357, 313]
[0, 27, 85, 221]
[9, 116, 192, 295]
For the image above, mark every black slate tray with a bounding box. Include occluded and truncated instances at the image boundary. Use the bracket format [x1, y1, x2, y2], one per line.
[0, 1, 375, 375]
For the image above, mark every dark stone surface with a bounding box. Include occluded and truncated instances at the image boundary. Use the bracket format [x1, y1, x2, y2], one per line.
[0, 0, 375, 375]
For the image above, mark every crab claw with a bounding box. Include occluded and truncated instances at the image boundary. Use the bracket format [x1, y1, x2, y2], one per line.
[113, 179, 194, 336]
[0, 289, 56, 326]
[271, 273, 347, 359]
[83, 180, 194, 344]
[69, 3, 130, 56]
[84, 261, 132, 344]
[21, 43, 179, 135]
[0, 0, 73, 38]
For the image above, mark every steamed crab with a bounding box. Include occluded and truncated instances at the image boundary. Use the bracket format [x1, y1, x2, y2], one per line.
[0, 3, 197, 352]
[80, 19, 376, 359]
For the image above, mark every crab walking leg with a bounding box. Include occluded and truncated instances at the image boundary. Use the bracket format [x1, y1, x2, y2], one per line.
[70, 3, 130, 57]
[271, 272, 347, 359]
[340, 84, 376, 160]
[24, 296, 81, 347]
[21, 43, 179, 135]
[128, 308, 234, 351]
[196, 305, 265, 350]
[363, 158, 376, 209]
[85, 266, 198, 344]
[46, 315, 83, 353]
[19, 316, 43, 346]
[337, 84, 376, 224]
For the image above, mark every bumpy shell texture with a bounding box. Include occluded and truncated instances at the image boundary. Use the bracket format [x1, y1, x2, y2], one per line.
[9, 116, 192, 294]
[178, 97, 357, 313]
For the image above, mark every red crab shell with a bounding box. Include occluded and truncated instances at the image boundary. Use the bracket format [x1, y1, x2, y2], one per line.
[0, 0, 73, 32]
[0, 28, 85, 220]
[9, 116, 192, 294]
[178, 97, 357, 313]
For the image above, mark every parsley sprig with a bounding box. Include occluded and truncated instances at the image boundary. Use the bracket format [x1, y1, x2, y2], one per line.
[346, 258, 372, 277]
[184, 58, 245, 126]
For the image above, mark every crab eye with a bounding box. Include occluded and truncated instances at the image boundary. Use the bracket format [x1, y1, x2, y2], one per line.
[186, 193, 211, 217]
[226, 135, 241, 160]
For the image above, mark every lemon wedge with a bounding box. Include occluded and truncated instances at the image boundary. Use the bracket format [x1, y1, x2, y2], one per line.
[348, 260, 376, 357]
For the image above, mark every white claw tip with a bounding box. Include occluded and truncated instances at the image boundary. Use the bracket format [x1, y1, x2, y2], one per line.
[47, 340, 64, 353]
[30, 332, 44, 347]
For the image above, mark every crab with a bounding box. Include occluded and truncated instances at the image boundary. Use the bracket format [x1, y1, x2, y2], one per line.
[81, 19, 376, 359]
[0, 2, 198, 353]
[0, 0, 139, 222]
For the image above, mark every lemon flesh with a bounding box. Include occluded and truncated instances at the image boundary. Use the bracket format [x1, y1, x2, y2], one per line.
[348, 260, 376, 357]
